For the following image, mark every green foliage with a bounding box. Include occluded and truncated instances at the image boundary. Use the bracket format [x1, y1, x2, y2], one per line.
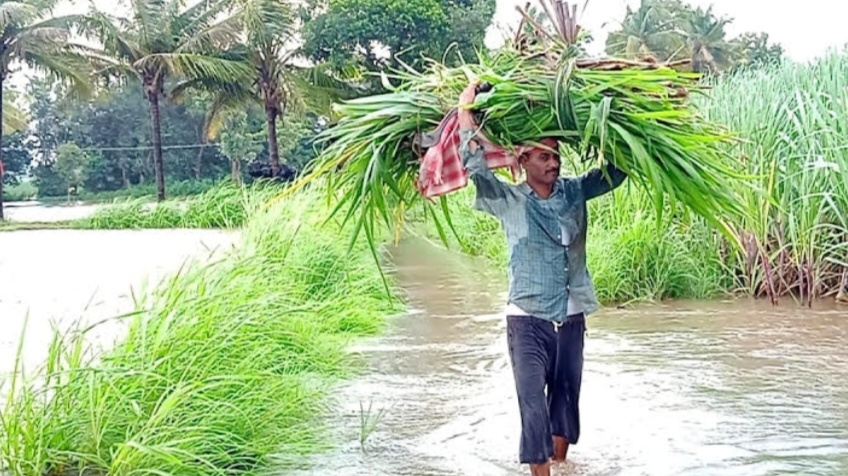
[302, 0, 496, 83]
[176, 0, 359, 173]
[0, 133, 33, 185]
[75, 183, 284, 230]
[219, 109, 265, 180]
[81, 0, 250, 200]
[27, 79, 232, 197]
[604, 0, 782, 74]
[1, 188, 401, 475]
[1, 181, 36, 202]
[684, 6, 737, 73]
[732, 32, 785, 70]
[700, 51, 848, 302]
[53, 143, 88, 189]
[0, 0, 90, 92]
[604, 0, 690, 61]
[294, 49, 748, 261]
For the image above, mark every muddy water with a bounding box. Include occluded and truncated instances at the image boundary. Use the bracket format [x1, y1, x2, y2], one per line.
[2, 201, 99, 223]
[290, 238, 848, 476]
[0, 229, 237, 376]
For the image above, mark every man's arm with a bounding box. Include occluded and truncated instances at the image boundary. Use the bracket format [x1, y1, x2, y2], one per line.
[579, 161, 628, 200]
[458, 82, 514, 217]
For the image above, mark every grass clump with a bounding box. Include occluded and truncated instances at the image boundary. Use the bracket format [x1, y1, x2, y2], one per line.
[701, 53, 848, 303]
[75, 182, 283, 230]
[2, 182, 37, 202]
[1, 188, 402, 475]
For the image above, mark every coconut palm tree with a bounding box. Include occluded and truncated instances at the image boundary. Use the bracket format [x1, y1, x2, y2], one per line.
[682, 6, 736, 73]
[0, 0, 89, 220]
[605, 0, 685, 61]
[81, 0, 250, 201]
[176, 0, 357, 177]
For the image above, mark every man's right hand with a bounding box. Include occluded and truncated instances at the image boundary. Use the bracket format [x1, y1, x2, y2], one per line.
[459, 81, 479, 107]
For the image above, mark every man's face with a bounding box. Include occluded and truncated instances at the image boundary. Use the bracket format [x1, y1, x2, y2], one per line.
[520, 145, 561, 186]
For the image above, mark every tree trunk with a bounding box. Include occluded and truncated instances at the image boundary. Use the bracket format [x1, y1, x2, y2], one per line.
[148, 91, 166, 201]
[121, 162, 130, 189]
[231, 160, 241, 184]
[265, 104, 280, 177]
[0, 78, 5, 221]
[194, 144, 205, 180]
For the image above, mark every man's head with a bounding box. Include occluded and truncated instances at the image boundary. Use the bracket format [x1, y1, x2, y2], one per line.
[518, 138, 561, 187]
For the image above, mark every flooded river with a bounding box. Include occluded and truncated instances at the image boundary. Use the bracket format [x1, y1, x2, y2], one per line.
[2, 211, 847, 475]
[287, 239, 848, 476]
[0, 228, 237, 375]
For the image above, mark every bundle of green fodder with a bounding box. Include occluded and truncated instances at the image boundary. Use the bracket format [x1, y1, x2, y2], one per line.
[285, 0, 748, 250]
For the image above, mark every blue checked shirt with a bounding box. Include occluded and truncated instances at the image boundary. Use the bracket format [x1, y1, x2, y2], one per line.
[460, 129, 627, 323]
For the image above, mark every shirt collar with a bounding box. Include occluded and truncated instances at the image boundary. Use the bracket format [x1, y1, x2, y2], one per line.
[519, 179, 562, 199]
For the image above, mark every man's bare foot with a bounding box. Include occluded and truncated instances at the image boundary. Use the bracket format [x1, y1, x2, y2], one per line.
[553, 436, 569, 462]
[529, 461, 551, 476]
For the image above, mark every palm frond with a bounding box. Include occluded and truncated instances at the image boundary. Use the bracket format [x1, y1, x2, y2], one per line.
[205, 88, 258, 140]
[175, 0, 232, 38]
[291, 65, 364, 117]
[15, 25, 68, 45]
[128, 0, 166, 49]
[237, 0, 297, 47]
[0, 1, 38, 32]
[2, 97, 28, 134]
[135, 53, 253, 83]
[79, 12, 144, 63]
[23, 47, 92, 96]
[175, 15, 243, 54]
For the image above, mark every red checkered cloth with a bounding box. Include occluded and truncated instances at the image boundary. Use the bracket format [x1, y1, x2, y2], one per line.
[416, 112, 523, 199]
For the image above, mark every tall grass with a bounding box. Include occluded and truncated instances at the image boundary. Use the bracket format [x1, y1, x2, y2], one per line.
[701, 52, 848, 303]
[1, 188, 401, 475]
[75, 183, 283, 230]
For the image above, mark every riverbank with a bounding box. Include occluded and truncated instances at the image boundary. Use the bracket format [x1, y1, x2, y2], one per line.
[0, 188, 402, 476]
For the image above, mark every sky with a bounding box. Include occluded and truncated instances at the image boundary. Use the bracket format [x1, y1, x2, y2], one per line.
[488, 0, 848, 62]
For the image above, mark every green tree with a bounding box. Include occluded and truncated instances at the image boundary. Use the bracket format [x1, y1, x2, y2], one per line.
[180, 0, 357, 176]
[54, 142, 88, 191]
[27, 78, 231, 197]
[81, 0, 249, 202]
[302, 0, 496, 81]
[732, 32, 784, 70]
[218, 109, 264, 183]
[0, 0, 89, 219]
[604, 0, 687, 61]
[682, 6, 736, 73]
[0, 133, 34, 188]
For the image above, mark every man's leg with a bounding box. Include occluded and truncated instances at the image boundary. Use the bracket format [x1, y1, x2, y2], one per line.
[507, 315, 557, 474]
[548, 313, 586, 462]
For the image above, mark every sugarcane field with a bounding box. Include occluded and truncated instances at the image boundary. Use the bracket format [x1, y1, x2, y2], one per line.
[1, 0, 847, 475]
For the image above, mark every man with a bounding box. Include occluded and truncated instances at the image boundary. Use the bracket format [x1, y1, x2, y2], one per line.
[457, 81, 626, 475]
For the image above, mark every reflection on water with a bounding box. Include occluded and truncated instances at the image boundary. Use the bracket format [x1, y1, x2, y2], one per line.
[287, 238, 848, 476]
[0, 229, 237, 376]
